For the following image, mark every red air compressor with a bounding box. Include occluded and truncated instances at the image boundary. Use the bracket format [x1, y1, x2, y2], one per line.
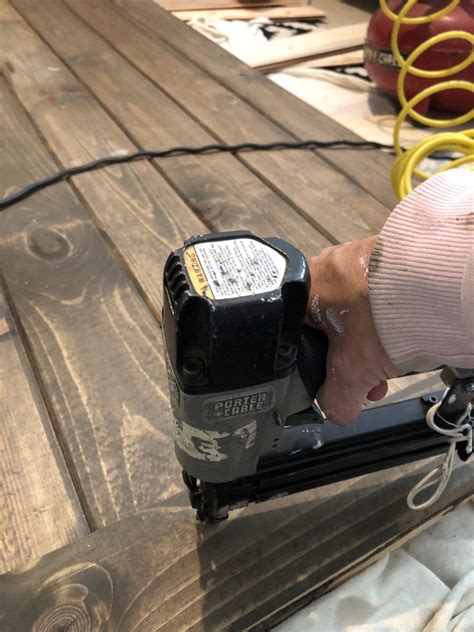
[364, 0, 474, 114]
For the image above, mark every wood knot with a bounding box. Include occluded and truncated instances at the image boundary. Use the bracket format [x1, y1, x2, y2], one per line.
[10, 563, 113, 631]
[33, 595, 91, 631]
[29, 229, 70, 259]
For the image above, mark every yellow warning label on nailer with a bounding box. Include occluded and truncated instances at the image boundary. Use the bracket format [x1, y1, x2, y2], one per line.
[184, 246, 215, 299]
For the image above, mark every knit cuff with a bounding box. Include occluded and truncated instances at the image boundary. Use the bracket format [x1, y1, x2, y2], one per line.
[369, 169, 474, 374]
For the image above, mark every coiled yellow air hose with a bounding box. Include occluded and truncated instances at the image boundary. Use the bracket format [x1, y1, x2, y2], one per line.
[379, 0, 474, 199]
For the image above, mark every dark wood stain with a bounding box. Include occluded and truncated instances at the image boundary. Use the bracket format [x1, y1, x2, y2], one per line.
[0, 463, 472, 630]
[11, 0, 331, 258]
[0, 73, 181, 529]
[0, 1, 471, 629]
[1, 0, 205, 312]
[61, 0, 390, 243]
[0, 283, 88, 574]
[114, 0, 397, 210]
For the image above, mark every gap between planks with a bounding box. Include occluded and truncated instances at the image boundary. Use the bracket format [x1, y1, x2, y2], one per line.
[0, 277, 89, 573]
[0, 65, 184, 528]
[58, 0, 390, 242]
[113, 0, 396, 210]
[9, 0, 340, 254]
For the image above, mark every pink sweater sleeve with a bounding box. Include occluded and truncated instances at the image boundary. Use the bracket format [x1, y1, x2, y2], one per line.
[368, 169, 474, 374]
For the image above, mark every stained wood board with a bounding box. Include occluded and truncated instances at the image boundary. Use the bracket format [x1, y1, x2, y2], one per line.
[0, 281, 88, 574]
[0, 3, 472, 626]
[172, 6, 326, 21]
[60, 0, 390, 244]
[0, 461, 472, 630]
[0, 65, 185, 529]
[0, 0, 204, 314]
[239, 22, 368, 69]
[114, 0, 396, 210]
[8, 0, 331, 260]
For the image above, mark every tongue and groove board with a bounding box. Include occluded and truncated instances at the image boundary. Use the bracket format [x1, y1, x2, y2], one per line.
[0, 0, 472, 629]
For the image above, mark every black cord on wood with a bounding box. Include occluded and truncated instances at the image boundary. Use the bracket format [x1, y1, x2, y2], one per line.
[0, 139, 394, 211]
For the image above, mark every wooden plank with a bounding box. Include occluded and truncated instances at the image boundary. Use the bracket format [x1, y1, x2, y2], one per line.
[236, 22, 368, 68]
[260, 45, 363, 73]
[156, 0, 299, 11]
[0, 6, 472, 622]
[8, 0, 331, 260]
[0, 69, 183, 529]
[0, 460, 472, 630]
[0, 0, 204, 314]
[286, 48, 364, 70]
[62, 0, 391, 244]
[172, 6, 326, 21]
[0, 0, 391, 551]
[114, 0, 396, 210]
[0, 283, 88, 573]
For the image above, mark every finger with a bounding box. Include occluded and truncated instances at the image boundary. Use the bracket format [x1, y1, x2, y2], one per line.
[367, 381, 388, 402]
[315, 375, 367, 425]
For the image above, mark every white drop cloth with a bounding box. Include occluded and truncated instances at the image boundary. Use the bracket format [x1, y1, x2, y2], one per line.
[276, 502, 474, 632]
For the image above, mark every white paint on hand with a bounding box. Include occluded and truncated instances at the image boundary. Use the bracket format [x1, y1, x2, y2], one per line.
[359, 254, 369, 277]
[310, 294, 323, 326]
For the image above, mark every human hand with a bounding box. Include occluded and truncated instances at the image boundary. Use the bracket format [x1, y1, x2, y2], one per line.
[306, 236, 398, 424]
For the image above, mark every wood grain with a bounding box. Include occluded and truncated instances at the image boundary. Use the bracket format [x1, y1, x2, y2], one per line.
[62, 0, 391, 244]
[10, 0, 331, 259]
[0, 0, 205, 313]
[0, 72, 182, 529]
[0, 4, 472, 626]
[0, 460, 472, 630]
[114, 0, 397, 210]
[0, 284, 88, 574]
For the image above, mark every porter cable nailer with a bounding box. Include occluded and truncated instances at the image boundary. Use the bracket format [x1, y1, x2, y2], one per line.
[162, 232, 474, 522]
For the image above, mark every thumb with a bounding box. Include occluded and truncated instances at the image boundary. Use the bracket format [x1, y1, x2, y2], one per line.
[367, 381, 388, 401]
